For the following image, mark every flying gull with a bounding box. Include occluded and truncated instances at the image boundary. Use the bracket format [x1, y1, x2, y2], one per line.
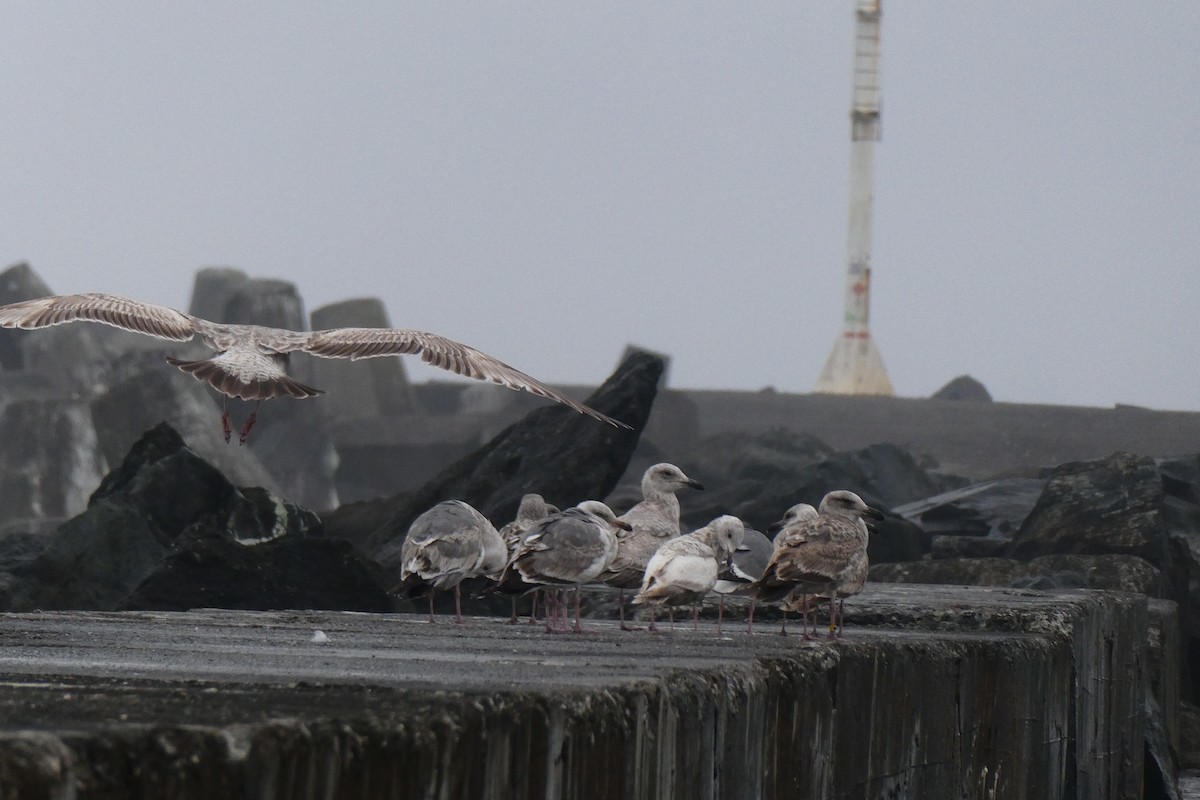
[600, 463, 705, 630]
[632, 515, 745, 632]
[506, 500, 630, 633]
[395, 500, 508, 624]
[748, 491, 883, 638]
[0, 292, 629, 443]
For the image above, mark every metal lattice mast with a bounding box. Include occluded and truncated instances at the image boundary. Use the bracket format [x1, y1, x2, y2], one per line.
[814, 0, 894, 396]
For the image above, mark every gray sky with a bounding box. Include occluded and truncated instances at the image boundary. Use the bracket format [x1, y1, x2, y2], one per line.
[2, 3, 1197, 411]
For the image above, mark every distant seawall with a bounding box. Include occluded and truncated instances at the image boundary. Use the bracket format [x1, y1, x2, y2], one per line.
[0, 585, 1158, 799]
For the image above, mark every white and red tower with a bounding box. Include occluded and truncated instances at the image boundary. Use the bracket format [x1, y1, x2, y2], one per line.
[814, 0, 894, 396]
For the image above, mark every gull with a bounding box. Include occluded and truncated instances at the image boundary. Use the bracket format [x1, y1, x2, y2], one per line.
[0, 292, 628, 443]
[748, 491, 883, 638]
[600, 463, 705, 630]
[494, 493, 558, 624]
[506, 500, 631, 633]
[632, 515, 745, 632]
[395, 500, 507, 624]
[710, 525, 772, 634]
[745, 503, 817, 635]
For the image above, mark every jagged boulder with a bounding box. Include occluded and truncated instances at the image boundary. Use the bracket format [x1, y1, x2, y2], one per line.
[895, 478, 1046, 540]
[4, 423, 365, 612]
[325, 352, 661, 571]
[0, 533, 50, 609]
[121, 528, 391, 612]
[1007, 452, 1165, 561]
[1017, 554, 1161, 594]
[678, 441, 956, 562]
[6, 503, 167, 611]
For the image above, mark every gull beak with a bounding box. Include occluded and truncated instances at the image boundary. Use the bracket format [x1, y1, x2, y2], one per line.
[685, 478, 705, 491]
[611, 519, 633, 532]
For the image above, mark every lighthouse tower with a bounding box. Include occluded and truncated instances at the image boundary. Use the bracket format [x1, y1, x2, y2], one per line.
[814, 0, 894, 396]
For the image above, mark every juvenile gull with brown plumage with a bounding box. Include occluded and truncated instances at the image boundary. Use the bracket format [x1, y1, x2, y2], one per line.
[632, 515, 744, 632]
[601, 463, 704, 630]
[494, 493, 558, 624]
[395, 500, 508, 624]
[748, 492, 883, 638]
[0, 292, 628, 443]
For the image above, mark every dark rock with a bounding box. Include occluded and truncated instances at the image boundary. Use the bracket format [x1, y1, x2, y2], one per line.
[1181, 702, 1200, 769]
[867, 513, 932, 564]
[325, 352, 659, 570]
[1008, 452, 1166, 561]
[1158, 455, 1200, 701]
[931, 375, 993, 402]
[6, 424, 335, 611]
[930, 535, 1011, 559]
[220, 278, 305, 331]
[691, 428, 832, 485]
[681, 441, 953, 562]
[870, 557, 1024, 587]
[1025, 554, 1162, 595]
[7, 502, 166, 611]
[0, 399, 107, 530]
[0, 533, 51, 609]
[1148, 599, 1182, 757]
[1143, 691, 1181, 800]
[122, 529, 391, 612]
[894, 478, 1046, 538]
[89, 423, 236, 539]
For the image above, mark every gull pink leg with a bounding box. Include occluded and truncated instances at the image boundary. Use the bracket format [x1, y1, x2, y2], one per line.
[238, 400, 261, 445]
[221, 398, 232, 444]
[619, 590, 643, 632]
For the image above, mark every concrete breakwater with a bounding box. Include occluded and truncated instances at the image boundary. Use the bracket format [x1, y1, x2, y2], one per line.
[0, 585, 1158, 799]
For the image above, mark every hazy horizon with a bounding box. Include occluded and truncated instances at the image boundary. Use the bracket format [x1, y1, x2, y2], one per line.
[3, 4, 1197, 411]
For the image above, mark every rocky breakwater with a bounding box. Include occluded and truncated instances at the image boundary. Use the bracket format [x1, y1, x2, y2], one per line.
[0, 585, 1154, 799]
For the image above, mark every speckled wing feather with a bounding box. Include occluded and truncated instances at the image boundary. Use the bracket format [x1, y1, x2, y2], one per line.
[0, 293, 196, 341]
[301, 327, 627, 428]
[514, 508, 615, 586]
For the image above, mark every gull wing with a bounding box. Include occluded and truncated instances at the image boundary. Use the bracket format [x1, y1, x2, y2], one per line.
[0, 293, 196, 341]
[302, 327, 627, 427]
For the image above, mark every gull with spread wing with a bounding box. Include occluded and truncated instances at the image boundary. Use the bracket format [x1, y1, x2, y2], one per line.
[0, 292, 628, 443]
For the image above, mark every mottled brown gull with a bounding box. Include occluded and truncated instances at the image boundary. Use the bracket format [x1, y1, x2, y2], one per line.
[748, 491, 883, 638]
[506, 500, 630, 633]
[495, 493, 558, 624]
[632, 515, 744, 632]
[601, 463, 705, 630]
[395, 500, 507, 624]
[0, 292, 629, 443]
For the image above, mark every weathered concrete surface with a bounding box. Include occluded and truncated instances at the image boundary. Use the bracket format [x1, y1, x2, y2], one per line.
[0, 585, 1152, 799]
